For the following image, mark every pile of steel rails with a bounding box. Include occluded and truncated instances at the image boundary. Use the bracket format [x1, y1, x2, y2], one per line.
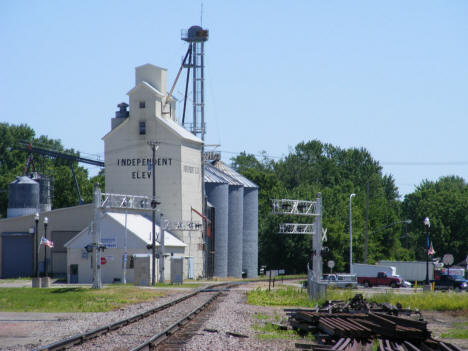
[287, 294, 462, 351]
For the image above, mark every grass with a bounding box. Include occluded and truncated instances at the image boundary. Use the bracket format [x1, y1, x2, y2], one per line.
[135, 282, 205, 288]
[369, 291, 468, 311]
[253, 322, 314, 340]
[247, 286, 356, 308]
[0, 286, 164, 312]
[247, 286, 468, 312]
[440, 321, 468, 339]
[441, 329, 468, 339]
[253, 313, 271, 320]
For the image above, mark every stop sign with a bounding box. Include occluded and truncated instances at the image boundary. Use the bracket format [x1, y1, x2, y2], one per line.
[101, 257, 107, 265]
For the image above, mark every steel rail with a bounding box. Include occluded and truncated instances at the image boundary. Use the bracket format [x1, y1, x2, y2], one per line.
[32, 283, 227, 351]
[129, 291, 221, 351]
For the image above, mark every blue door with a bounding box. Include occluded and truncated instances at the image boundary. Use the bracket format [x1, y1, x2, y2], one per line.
[2, 233, 33, 278]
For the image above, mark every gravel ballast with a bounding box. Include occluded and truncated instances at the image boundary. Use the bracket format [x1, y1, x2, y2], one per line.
[1, 284, 310, 351]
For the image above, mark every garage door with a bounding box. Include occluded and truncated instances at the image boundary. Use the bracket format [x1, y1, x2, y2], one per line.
[2, 233, 33, 278]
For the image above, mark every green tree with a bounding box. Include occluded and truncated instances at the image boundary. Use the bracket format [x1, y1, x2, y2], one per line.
[232, 140, 403, 274]
[0, 123, 103, 217]
[402, 176, 468, 263]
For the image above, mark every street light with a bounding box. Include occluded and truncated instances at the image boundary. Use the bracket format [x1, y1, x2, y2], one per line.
[424, 217, 430, 285]
[349, 193, 356, 274]
[43, 217, 49, 277]
[34, 212, 40, 278]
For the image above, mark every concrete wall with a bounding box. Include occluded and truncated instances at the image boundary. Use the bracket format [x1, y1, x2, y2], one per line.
[180, 141, 203, 278]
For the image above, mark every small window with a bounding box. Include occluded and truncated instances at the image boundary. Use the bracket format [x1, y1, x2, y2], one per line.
[139, 121, 146, 135]
[139, 101, 146, 108]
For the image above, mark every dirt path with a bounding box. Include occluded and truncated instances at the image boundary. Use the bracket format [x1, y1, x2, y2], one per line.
[422, 310, 468, 349]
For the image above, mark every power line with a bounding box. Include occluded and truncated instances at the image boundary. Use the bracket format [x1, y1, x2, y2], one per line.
[382, 161, 468, 166]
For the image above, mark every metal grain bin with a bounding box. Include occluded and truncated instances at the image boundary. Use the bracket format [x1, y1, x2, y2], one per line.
[243, 187, 258, 278]
[212, 161, 258, 279]
[227, 184, 244, 277]
[7, 176, 40, 218]
[204, 163, 230, 277]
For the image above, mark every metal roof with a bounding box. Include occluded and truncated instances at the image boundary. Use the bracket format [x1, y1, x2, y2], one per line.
[204, 162, 241, 185]
[64, 212, 186, 248]
[107, 212, 186, 247]
[211, 160, 258, 188]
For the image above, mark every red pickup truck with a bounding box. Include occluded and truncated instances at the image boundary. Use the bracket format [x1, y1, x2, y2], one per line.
[357, 272, 403, 288]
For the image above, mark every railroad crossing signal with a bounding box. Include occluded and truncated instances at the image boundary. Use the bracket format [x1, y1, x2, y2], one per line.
[271, 194, 323, 288]
[272, 199, 319, 216]
[278, 223, 315, 234]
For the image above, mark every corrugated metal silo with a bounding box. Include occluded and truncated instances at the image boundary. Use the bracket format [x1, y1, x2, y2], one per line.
[227, 184, 244, 277]
[204, 164, 229, 277]
[7, 176, 40, 218]
[38, 176, 52, 212]
[243, 187, 258, 278]
[213, 161, 258, 278]
[32, 173, 52, 212]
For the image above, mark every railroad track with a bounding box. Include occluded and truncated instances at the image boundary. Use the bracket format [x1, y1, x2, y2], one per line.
[33, 284, 230, 351]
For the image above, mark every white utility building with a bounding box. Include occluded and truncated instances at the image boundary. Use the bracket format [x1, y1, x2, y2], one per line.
[65, 212, 186, 284]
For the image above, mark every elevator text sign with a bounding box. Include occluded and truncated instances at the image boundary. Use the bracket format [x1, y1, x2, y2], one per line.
[117, 157, 173, 179]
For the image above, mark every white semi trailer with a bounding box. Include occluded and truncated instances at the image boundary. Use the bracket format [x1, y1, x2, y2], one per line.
[378, 261, 435, 282]
[352, 263, 396, 277]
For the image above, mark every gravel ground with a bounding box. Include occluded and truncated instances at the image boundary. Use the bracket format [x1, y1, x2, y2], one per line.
[1, 289, 191, 351]
[69, 291, 218, 351]
[2, 282, 468, 351]
[185, 286, 303, 350]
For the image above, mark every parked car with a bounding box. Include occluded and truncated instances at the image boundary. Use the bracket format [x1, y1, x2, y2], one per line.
[401, 279, 412, 288]
[434, 274, 468, 291]
[321, 273, 358, 288]
[357, 272, 403, 288]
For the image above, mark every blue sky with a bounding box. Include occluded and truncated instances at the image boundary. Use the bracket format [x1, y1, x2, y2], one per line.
[1, 1, 467, 196]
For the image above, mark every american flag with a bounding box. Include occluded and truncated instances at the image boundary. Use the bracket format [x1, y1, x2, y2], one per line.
[427, 241, 435, 255]
[41, 236, 54, 248]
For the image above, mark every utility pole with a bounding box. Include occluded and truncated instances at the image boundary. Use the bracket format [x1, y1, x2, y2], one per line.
[148, 141, 160, 286]
[159, 213, 166, 283]
[92, 185, 102, 289]
[364, 182, 369, 263]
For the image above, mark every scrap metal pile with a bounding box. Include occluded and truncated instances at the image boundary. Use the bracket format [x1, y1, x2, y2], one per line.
[287, 294, 462, 351]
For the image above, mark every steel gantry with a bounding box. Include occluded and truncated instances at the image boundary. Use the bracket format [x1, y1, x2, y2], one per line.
[272, 194, 325, 298]
[272, 199, 318, 217]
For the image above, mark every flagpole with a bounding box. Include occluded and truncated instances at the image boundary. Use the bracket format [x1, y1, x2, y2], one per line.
[424, 217, 430, 285]
[44, 217, 49, 277]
